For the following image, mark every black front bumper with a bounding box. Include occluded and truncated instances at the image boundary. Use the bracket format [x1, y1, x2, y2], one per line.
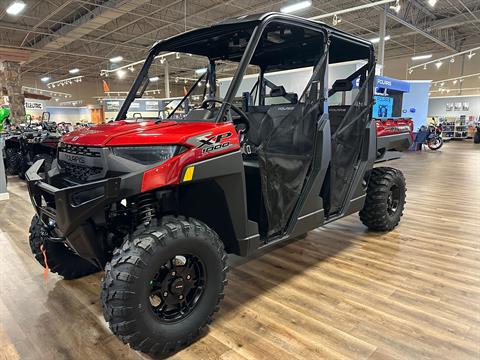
[26, 160, 143, 266]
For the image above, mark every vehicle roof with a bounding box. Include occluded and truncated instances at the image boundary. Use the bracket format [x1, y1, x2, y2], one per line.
[151, 12, 373, 55]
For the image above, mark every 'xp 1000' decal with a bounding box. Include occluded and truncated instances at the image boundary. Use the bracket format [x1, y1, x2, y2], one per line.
[188, 132, 233, 154]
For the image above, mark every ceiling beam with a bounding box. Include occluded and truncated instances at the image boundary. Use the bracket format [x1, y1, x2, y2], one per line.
[26, 0, 152, 64]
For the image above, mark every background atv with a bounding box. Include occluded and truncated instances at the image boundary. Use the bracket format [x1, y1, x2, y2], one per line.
[17, 112, 61, 179]
[26, 13, 410, 357]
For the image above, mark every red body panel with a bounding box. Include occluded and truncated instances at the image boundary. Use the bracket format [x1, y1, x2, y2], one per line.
[375, 118, 414, 140]
[61, 120, 240, 192]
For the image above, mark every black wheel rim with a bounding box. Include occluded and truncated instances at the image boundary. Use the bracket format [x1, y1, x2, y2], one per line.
[148, 254, 206, 323]
[387, 185, 400, 216]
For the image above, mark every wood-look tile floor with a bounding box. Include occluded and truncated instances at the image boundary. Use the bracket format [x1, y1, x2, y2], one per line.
[0, 141, 479, 360]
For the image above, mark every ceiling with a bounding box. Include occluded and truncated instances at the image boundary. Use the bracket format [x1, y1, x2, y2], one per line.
[0, 0, 479, 83]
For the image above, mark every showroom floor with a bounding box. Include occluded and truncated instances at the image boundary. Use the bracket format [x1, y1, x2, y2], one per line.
[0, 141, 479, 360]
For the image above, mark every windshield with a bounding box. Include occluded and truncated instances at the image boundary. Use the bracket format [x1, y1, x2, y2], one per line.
[116, 22, 258, 122]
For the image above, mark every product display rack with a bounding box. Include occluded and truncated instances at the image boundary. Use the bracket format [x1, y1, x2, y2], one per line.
[440, 116, 468, 140]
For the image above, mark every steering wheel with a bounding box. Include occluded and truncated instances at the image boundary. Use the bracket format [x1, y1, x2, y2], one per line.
[201, 98, 250, 136]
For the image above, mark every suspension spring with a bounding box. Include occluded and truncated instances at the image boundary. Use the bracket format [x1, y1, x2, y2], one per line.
[132, 192, 157, 225]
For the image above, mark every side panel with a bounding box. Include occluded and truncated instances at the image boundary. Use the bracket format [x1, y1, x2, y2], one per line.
[179, 151, 260, 255]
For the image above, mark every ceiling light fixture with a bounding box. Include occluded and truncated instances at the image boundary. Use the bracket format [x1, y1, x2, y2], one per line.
[427, 0, 437, 7]
[450, 58, 455, 63]
[110, 56, 123, 63]
[69, 68, 80, 74]
[369, 35, 391, 44]
[453, 80, 457, 85]
[6, 1, 26, 15]
[149, 76, 160, 82]
[195, 68, 207, 75]
[468, 51, 476, 59]
[128, 66, 135, 72]
[41, 76, 50, 82]
[411, 54, 432, 61]
[280, 0, 312, 13]
[116, 69, 126, 79]
[389, 0, 401, 13]
[435, 61, 443, 69]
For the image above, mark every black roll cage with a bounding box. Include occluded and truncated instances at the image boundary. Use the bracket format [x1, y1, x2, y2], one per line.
[116, 13, 374, 123]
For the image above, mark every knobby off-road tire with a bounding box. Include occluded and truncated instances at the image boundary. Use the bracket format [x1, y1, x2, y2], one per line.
[101, 216, 228, 357]
[4, 148, 21, 175]
[359, 167, 406, 232]
[29, 215, 100, 279]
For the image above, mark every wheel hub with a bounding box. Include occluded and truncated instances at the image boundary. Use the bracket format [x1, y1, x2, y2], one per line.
[170, 277, 185, 295]
[148, 254, 205, 323]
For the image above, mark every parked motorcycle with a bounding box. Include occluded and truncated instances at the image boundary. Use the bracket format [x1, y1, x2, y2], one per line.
[417, 123, 443, 150]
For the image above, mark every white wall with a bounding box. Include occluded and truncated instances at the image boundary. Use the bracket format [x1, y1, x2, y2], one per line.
[428, 95, 480, 118]
[401, 81, 431, 129]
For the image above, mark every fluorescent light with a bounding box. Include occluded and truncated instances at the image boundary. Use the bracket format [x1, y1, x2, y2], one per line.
[195, 68, 207, 75]
[149, 76, 160, 82]
[6, 1, 26, 15]
[110, 56, 123, 63]
[369, 35, 391, 44]
[41, 76, 50, 82]
[69, 68, 80, 74]
[428, 0, 437, 7]
[411, 54, 432, 61]
[116, 69, 126, 79]
[280, 0, 312, 13]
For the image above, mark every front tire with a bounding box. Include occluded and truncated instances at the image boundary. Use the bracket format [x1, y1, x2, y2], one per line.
[427, 136, 443, 150]
[4, 148, 21, 175]
[101, 216, 228, 356]
[360, 167, 406, 231]
[29, 215, 100, 279]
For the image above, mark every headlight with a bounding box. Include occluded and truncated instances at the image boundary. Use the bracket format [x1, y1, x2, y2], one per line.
[112, 145, 182, 165]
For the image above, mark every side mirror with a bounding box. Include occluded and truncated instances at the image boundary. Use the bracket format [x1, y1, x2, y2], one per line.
[329, 79, 353, 95]
[270, 86, 287, 98]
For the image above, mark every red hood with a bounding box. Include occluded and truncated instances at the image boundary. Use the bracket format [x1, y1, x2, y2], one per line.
[61, 120, 230, 147]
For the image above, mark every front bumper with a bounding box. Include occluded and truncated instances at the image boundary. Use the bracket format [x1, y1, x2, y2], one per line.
[26, 160, 143, 265]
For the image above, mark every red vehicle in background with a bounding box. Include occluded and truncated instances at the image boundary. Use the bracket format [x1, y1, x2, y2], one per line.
[375, 117, 414, 160]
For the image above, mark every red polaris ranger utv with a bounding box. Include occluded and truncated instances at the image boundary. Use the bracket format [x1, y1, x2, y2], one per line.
[26, 13, 410, 356]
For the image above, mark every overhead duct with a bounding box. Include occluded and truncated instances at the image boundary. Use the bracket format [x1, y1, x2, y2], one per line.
[27, 0, 151, 63]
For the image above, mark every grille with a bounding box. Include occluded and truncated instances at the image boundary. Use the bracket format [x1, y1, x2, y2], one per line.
[58, 145, 104, 182]
[62, 163, 103, 182]
[61, 144, 102, 157]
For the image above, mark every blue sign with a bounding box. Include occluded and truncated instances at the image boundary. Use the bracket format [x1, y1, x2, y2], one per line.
[372, 96, 393, 118]
[375, 76, 410, 93]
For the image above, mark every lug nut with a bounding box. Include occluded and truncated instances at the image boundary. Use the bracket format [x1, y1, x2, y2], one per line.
[163, 291, 168, 297]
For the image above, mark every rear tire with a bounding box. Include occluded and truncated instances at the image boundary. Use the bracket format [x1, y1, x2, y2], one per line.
[474, 131, 480, 144]
[29, 215, 100, 279]
[101, 216, 228, 356]
[360, 167, 406, 232]
[4, 148, 21, 175]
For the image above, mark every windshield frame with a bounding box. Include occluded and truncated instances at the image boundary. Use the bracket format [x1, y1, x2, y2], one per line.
[116, 14, 363, 123]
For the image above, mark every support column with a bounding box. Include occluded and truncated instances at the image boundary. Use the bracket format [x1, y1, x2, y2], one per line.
[0, 61, 25, 124]
[378, 5, 387, 75]
[164, 61, 170, 97]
